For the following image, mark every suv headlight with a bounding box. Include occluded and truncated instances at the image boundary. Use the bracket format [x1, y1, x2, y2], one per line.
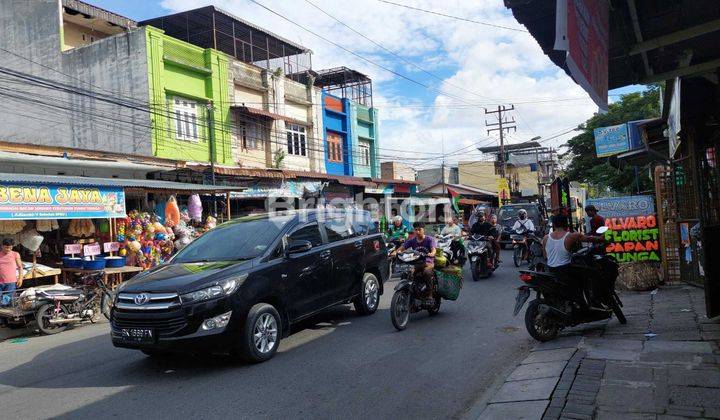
[181, 274, 247, 304]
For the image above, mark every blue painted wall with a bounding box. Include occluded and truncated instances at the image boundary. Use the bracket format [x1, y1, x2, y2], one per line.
[322, 91, 353, 176]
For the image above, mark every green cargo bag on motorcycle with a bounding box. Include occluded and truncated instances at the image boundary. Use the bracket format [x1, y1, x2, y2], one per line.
[435, 266, 463, 300]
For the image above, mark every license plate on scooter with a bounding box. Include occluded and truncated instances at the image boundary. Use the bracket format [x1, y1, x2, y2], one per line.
[513, 287, 531, 316]
[119, 328, 154, 344]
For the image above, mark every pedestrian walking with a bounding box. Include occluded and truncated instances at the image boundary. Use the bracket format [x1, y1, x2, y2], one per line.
[0, 238, 23, 307]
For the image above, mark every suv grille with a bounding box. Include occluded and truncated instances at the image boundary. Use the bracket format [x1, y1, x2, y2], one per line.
[112, 315, 187, 335]
[116, 292, 180, 311]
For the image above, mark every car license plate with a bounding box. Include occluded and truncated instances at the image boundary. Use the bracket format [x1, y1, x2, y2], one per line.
[119, 328, 154, 344]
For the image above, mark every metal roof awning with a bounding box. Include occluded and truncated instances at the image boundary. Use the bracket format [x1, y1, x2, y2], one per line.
[231, 106, 308, 126]
[0, 173, 244, 193]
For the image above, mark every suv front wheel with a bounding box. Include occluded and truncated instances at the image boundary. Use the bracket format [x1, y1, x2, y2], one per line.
[234, 303, 282, 363]
[354, 272, 380, 315]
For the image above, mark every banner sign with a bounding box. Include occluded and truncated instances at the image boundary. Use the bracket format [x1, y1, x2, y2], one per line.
[667, 77, 681, 158]
[594, 123, 629, 157]
[586, 195, 655, 218]
[555, 0, 609, 111]
[603, 214, 661, 263]
[0, 183, 126, 220]
[497, 178, 510, 207]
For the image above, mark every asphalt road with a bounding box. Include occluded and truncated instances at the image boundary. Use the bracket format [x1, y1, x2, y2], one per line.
[0, 250, 532, 420]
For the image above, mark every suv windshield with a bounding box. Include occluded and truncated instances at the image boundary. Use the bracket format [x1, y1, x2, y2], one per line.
[172, 215, 293, 263]
[499, 206, 540, 224]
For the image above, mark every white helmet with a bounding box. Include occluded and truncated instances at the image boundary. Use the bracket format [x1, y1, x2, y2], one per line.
[518, 209, 528, 218]
[392, 215, 403, 223]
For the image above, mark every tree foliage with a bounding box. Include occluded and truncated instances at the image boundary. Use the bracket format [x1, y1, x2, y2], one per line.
[563, 86, 661, 196]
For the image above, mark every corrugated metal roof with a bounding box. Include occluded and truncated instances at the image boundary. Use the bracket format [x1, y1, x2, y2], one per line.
[0, 173, 242, 192]
[193, 165, 418, 186]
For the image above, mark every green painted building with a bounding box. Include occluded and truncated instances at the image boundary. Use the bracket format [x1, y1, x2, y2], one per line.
[146, 27, 232, 165]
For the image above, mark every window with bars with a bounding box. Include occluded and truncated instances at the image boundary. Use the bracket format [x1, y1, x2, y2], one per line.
[286, 122, 307, 156]
[358, 141, 371, 166]
[237, 121, 263, 150]
[327, 132, 343, 163]
[172, 96, 200, 142]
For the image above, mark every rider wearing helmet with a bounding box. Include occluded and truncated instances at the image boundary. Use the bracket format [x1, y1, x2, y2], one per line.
[387, 215, 409, 245]
[512, 209, 535, 234]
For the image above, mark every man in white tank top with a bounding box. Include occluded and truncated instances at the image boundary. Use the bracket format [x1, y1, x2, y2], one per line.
[542, 214, 606, 270]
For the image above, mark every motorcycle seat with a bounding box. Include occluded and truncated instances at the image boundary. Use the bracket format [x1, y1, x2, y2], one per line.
[36, 289, 82, 299]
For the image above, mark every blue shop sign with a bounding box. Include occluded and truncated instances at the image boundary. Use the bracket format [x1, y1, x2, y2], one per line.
[0, 182, 126, 220]
[594, 123, 630, 157]
[586, 195, 655, 218]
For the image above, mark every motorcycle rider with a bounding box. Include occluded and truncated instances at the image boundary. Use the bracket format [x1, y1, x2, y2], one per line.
[441, 216, 461, 236]
[489, 214, 502, 265]
[393, 222, 437, 300]
[512, 209, 535, 234]
[470, 212, 498, 266]
[542, 214, 606, 302]
[387, 215, 409, 246]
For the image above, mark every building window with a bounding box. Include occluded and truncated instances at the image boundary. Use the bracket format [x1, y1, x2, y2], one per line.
[286, 123, 307, 156]
[358, 141, 371, 166]
[173, 97, 199, 141]
[327, 132, 343, 163]
[237, 121, 263, 150]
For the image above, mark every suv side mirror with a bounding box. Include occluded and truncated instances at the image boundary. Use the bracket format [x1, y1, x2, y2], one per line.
[286, 240, 312, 256]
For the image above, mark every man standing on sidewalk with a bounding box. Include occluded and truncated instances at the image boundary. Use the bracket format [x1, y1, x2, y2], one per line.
[0, 238, 23, 307]
[585, 205, 605, 236]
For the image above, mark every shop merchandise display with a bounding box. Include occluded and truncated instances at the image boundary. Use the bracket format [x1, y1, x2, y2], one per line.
[0, 220, 25, 235]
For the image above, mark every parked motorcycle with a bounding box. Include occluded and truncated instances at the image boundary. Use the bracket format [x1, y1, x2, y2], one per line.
[466, 234, 495, 281]
[513, 227, 626, 342]
[390, 248, 442, 330]
[35, 272, 114, 335]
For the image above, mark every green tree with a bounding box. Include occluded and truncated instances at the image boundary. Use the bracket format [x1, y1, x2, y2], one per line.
[563, 86, 661, 196]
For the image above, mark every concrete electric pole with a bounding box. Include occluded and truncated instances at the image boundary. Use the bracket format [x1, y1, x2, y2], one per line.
[485, 105, 516, 180]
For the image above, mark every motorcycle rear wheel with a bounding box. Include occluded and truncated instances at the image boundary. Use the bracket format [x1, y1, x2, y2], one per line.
[524, 299, 559, 342]
[35, 303, 70, 335]
[391, 290, 410, 331]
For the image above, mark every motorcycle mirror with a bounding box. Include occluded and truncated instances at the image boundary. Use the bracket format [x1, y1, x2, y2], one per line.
[596, 226, 609, 234]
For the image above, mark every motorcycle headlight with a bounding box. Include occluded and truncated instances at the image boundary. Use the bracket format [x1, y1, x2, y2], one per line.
[181, 274, 246, 304]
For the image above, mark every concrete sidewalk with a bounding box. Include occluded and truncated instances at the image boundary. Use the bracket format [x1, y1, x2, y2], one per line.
[478, 285, 720, 419]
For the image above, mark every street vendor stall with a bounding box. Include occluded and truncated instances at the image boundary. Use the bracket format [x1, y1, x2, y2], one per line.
[0, 173, 243, 286]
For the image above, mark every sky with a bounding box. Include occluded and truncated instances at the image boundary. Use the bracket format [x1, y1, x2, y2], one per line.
[93, 0, 642, 169]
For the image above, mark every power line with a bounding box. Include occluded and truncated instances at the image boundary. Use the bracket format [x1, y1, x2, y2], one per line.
[376, 0, 528, 33]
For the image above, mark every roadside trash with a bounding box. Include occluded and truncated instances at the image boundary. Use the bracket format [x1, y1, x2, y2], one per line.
[651, 289, 658, 295]
[644, 331, 658, 338]
[681, 309, 691, 312]
[164, 370, 174, 374]
[9, 338, 27, 344]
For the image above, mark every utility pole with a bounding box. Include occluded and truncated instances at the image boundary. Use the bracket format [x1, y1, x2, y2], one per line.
[485, 105, 516, 180]
[486, 105, 516, 205]
[206, 101, 218, 217]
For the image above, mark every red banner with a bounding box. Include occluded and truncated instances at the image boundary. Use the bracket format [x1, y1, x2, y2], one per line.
[557, 0, 609, 111]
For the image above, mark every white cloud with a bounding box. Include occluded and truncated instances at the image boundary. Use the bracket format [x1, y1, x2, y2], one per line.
[160, 0, 598, 165]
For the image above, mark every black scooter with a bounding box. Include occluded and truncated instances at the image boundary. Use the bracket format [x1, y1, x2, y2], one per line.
[467, 234, 495, 281]
[513, 227, 626, 342]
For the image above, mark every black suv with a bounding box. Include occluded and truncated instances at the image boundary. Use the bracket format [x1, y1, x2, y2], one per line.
[110, 209, 388, 363]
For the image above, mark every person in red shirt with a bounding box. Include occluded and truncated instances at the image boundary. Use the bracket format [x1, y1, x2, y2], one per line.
[585, 205, 606, 236]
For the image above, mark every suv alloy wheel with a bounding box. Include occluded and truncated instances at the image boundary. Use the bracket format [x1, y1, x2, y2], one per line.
[354, 272, 380, 315]
[234, 303, 282, 363]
